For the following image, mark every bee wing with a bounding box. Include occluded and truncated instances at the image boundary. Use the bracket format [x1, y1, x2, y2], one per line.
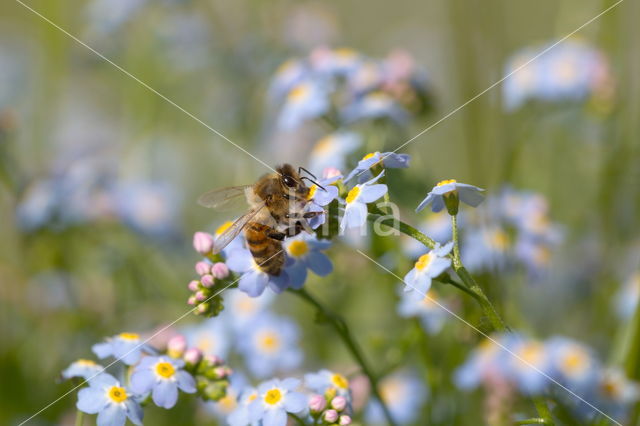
[212, 204, 265, 254]
[197, 185, 252, 210]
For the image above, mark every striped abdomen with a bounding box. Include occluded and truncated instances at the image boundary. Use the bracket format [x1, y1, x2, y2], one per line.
[244, 222, 284, 275]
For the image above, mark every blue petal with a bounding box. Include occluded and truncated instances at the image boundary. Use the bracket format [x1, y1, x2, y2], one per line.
[177, 371, 196, 393]
[307, 252, 333, 276]
[281, 378, 301, 390]
[313, 186, 339, 206]
[263, 407, 287, 426]
[403, 269, 418, 292]
[77, 387, 107, 414]
[130, 369, 155, 395]
[430, 195, 446, 213]
[431, 183, 457, 195]
[284, 392, 307, 413]
[434, 241, 454, 256]
[92, 342, 113, 359]
[226, 249, 254, 273]
[426, 257, 452, 278]
[359, 184, 388, 203]
[152, 380, 178, 409]
[383, 153, 411, 168]
[286, 262, 308, 289]
[239, 271, 268, 297]
[415, 193, 435, 212]
[341, 202, 367, 231]
[97, 403, 126, 426]
[90, 373, 119, 388]
[267, 271, 290, 293]
[125, 400, 143, 426]
[248, 400, 265, 422]
[457, 185, 485, 207]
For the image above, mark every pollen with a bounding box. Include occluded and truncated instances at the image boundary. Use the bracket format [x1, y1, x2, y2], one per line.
[288, 84, 309, 102]
[155, 361, 176, 379]
[436, 179, 457, 187]
[288, 240, 309, 257]
[331, 373, 349, 389]
[264, 388, 282, 405]
[76, 359, 97, 366]
[107, 386, 128, 403]
[215, 221, 234, 236]
[307, 185, 317, 200]
[415, 252, 435, 272]
[345, 186, 361, 204]
[118, 332, 140, 341]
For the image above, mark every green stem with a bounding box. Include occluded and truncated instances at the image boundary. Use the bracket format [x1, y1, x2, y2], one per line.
[288, 413, 306, 425]
[515, 418, 547, 425]
[289, 288, 397, 426]
[623, 295, 640, 424]
[75, 410, 84, 426]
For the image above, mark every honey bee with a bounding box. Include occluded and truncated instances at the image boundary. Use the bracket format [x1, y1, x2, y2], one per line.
[198, 164, 323, 276]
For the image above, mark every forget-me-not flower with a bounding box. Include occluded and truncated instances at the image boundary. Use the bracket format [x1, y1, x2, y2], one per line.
[62, 359, 104, 381]
[403, 242, 453, 298]
[309, 132, 361, 174]
[182, 317, 231, 359]
[226, 248, 290, 297]
[416, 179, 484, 214]
[130, 356, 196, 409]
[76, 373, 143, 426]
[92, 332, 151, 365]
[284, 234, 332, 288]
[278, 81, 329, 130]
[248, 378, 307, 426]
[344, 151, 410, 183]
[227, 386, 260, 426]
[305, 369, 351, 397]
[340, 171, 387, 232]
[397, 288, 448, 334]
[365, 371, 427, 425]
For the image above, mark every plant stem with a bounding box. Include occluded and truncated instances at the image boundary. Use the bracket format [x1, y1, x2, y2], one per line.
[289, 288, 397, 426]
[515, 418, 547, 425]
[288, 413, 306, 425]
[75, 410, 84, 426]
[623, 294, 640, 424]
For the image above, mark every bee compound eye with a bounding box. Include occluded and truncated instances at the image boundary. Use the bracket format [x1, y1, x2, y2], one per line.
[283, 175, 296, 188]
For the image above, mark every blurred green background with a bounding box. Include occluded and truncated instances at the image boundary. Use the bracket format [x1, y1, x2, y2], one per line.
[1, 0, 640, 425]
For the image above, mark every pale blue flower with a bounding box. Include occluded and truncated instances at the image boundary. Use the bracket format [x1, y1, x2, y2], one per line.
[237, 313, 302, 378]
[130, 356, 196, 409]
[402, 242, 453, 298]
[416, 179, 485, 213]
[278, 81, 329, 130]
[454, 333, 516, 390]
[269, 59, 307, 101]
[547, 336, 599, 392]
[341, 92, 409, 124]
[227, 386, 260, 426]
[114, 181, 177, 236]
[226, 248, 290, 297]
[340, 171, 387, 232]
[505, 338, 552, 394]
[61, 359, 104, 381]
[92, 332, 152, 366]
[365, 371, 427, 425]
[284, 234, 332, 288]
[305, 174, 341, 230]
[462, 226, 510, 273]
[182, 317, 231, 359]
[397, 288, 448, 334]
[593, 368, 640, 420]
[76, 373, 143, 426]
[310, 47, 362, 78]
[222, 289, 275, 331]
[615, 273, 640, 319]
[248, 378, 307, 426]
[344, 151, 410, 183]
[309, 132, 361, 174]
[305, 369, 351, 398]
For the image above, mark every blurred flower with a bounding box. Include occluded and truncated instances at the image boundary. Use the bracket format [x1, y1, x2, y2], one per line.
[269, 59, 307, 101]
[343, 152, 410, 183]
[85, 0, 147, 35]
[183, 317, 231, 360]
[505, 339, 551, 394]
[248, 378, 307, 426]
[341, 92, 409, 124]
[503, 39, 614, 111]
[340, 171, 387, 232]
[309, 132, 361, 174]
[455, 334, 514, 391]
[416, 179, 484, 214]
[402, 242, 453, 298]
[228, 386, 259, 426]
[308, 394, 327, 413]
[61, 359, 104, 381]
[397, 288, 448, 334]
[595, 368, 640, 419]
[238, 313, 302, 378]
[365, 371, 427, 425]
[615, 273, 640, 319]
[92, 333, 151, 366]
[305, 370, 351, 398]
[278, 81, 329, 130]
[223, 289, 274, 331]
[284, 234, 333, 288]
[547, 337, 599, 392]
[310, 47, 362, 78]
[130, 356, 196, 409]
[193, 232, 214, 255]
[226, 248, 291, 297]
[113, 181, 177, 236]
[462, 226, 510, 273]
[76, 373, 143, 426]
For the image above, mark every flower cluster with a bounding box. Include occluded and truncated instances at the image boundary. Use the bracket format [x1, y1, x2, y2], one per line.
[188, 231, 232, 316]
[64, 331, 232, 426]
[455, 333, 640, 420]
[503, 39, 614, 111]
[269, 47, 433, 131]
[305, 370, 353, 425]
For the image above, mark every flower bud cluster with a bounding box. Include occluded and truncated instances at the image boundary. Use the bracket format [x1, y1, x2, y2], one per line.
[309, 389, 352, 425]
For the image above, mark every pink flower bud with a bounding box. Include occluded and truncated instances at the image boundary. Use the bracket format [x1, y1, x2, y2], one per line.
[193, 232, 214, 254]
[323, 167, 342, 179]
[213, 366, 229, 379]
[309, 394, 327, 413]
[211, 262, 230, 279]
[331, 396, 347, 411]
[323, 409, 338, 423]
[195, 290, 207, 302]
[196, 302, 209, 314]
[200, 274, 215, 288]
[188, 280, 200, 292]
[339, 415, 352, 425]
[167, 334, 187, 358]
[187, 296, 197, 305]
[195, 261, 211, 276]
[184, 347, 202, 365]
[204, 354, 223, 366]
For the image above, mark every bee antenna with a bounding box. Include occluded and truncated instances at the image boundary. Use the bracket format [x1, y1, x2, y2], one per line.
[298, 166, 317, 180]
[301, 176, 327, 191]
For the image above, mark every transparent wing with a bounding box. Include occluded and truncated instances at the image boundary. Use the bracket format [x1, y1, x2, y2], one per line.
[212, 204, 265, 254]
[197, 185, 252, 210]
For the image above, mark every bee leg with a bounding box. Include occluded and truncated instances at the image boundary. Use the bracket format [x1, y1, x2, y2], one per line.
[303, 211, 322, 219]
[268, 231, 286, 241]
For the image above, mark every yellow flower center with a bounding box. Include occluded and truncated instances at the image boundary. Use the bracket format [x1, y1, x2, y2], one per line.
[307, 185, 318, 200]
[415, 252, 435, 272]
[218, 394, 237, 413]
[561, 348, 588, 376]
[118, 332, 139, 341]
[76, 359, 97, 366]
[331, 373, 349, 389]
[288, 240, 309, 257]
[288, 84, 309, 102]
[345, 186, 361, 204]
[107, 386, 128, 403]
[276, 59, 296, 75]
[436, 179, 457, 187]
[248, 393, 258, 402]
[155, 361, 176, 379]
[335, 47, 357, 59]
[421, 290, 438, 306]
[257, 331, 281, 354]
[518, 342, 545, 366]
[487, 229, 509, 251]
[312, 135, 335, 156]
[196, 335, 215, 353]
[264, 388, 282, 405]
[216, 221, 234, 236]
[362, 152, 379, 161]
